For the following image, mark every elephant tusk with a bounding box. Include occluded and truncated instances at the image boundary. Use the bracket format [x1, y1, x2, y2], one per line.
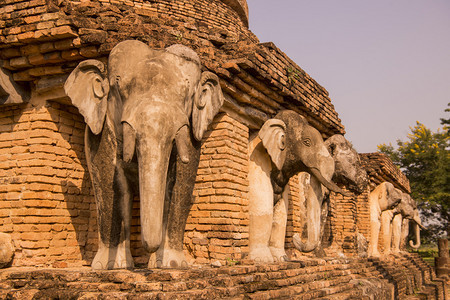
[175, 125, 190, 164]
[123, 122, 136, 163]
[409, 222, 421, 249]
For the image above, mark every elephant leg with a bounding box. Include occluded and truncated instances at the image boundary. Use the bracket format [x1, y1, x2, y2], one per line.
[399, 219, 409, 251]
[269, 186, 289, 262]
[115, 162, 134, 269]
[368, 204, 381, 257]
[86, 125, 134, 270]
[391, 214, 402, 254]
[380, 211, 393, 255]
[248, 144, 275, 263]
[152, 139, 201, 268]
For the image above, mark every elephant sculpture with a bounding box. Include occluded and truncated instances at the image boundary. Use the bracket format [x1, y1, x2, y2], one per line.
[64, 40, 224, 269]
[248, 110, 351, 262]
[367, 182, 402, 257]
[391, 193, 423, 254]
[293, 134, 368, 253]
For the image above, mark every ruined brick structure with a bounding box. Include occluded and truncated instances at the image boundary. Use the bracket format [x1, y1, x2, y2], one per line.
[0, 0, 345, 267]
[0, 0, 447, 298]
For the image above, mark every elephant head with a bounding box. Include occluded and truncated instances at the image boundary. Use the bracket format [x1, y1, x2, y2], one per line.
[395, 194, 423, 249]
[64, 40, 223, 269]
[324, 134, 368, 194]
[374, 182, 402, 211]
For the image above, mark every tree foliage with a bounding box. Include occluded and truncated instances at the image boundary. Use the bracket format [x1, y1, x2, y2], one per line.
[378, 103, 450, 242]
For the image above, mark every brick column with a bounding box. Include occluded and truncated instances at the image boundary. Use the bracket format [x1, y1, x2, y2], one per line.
[327, 188, 358, 256]
[356, 189, 371, 244]
[285, 174, 304, 258]
[185, 113, 249, 265]
[0, 99, 95, 267]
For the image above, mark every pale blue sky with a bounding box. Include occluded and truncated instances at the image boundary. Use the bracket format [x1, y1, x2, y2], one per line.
[247, 1, 450, 153]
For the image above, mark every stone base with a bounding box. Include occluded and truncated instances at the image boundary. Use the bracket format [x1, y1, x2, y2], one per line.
[435, 257, 450, 279]
[0, 254, 446, 299]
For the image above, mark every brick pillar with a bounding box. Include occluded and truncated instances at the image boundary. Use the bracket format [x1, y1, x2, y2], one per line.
[285, 173, 310, 259]
[285, 174, 301, 249]
[327, 187, 358, 256]
[0, 99, 95, 267]
[356, 189, 371, 242]
[185, 113, 249, 265]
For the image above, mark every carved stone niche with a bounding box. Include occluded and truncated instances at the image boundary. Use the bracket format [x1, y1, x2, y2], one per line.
[0, 67, 30, 105]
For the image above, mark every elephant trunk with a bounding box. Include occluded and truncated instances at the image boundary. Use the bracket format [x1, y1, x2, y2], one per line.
[409, 220, 421, 249]
[293, 236, 318, 253]
[136, 134, 173, 253]
[293, 180, 322, 253]
[122, 100, 191, 254]
[310, 168, 352, 197]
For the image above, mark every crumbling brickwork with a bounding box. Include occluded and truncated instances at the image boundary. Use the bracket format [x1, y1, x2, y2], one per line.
[2, 253, 447, 299]
[1, 1, 446, 299]
[0, 0, 416, 270]
[0, 0, 347, 267]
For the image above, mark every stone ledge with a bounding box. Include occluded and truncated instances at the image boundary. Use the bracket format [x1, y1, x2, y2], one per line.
[1, 254, 444, 299]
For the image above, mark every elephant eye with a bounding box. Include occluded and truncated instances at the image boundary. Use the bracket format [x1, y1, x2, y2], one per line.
[303, 138, 311, 147]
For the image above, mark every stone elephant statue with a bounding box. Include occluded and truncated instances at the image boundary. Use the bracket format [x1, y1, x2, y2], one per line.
[367, 182, 402, 257]
[391, 193, 423, 254]
[64, 40, 224, 269]
[248, 110, 350, 262]
[293, 134, 369, 253]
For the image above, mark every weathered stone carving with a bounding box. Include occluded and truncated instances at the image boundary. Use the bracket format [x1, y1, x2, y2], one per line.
[248, 110, 350, 262]
[435, 238, 450, 279]
[367, 182, 402, 257]
[325, 135, 368, 194]
[391, 193, 423, 254]
[0, 233, 14, 268]
[0, 66, 30, 105]
[293, 134, 369, 253]
[64, 40, 224, 269]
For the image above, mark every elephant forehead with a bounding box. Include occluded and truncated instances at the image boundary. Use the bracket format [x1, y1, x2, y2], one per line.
[121, 99, 188, 134]
[110, 50, 200, 91]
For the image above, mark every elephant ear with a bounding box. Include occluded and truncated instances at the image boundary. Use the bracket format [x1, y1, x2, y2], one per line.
[259, 119, 287, 170]
[192, 71, 224, 141]
[64, 59, 110, 135]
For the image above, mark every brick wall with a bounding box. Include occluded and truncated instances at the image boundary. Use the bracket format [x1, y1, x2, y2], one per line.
[356, 188, 371, 244]
[0, 95, 96, 267]
[0, 0, 344, 137]
[185, 113, 250, 265]
[285, 174, 302, 255]
[322, 188, 358, 257]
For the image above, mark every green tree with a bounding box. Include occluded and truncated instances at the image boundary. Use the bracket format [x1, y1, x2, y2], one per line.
[378, 104, 450, 242]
